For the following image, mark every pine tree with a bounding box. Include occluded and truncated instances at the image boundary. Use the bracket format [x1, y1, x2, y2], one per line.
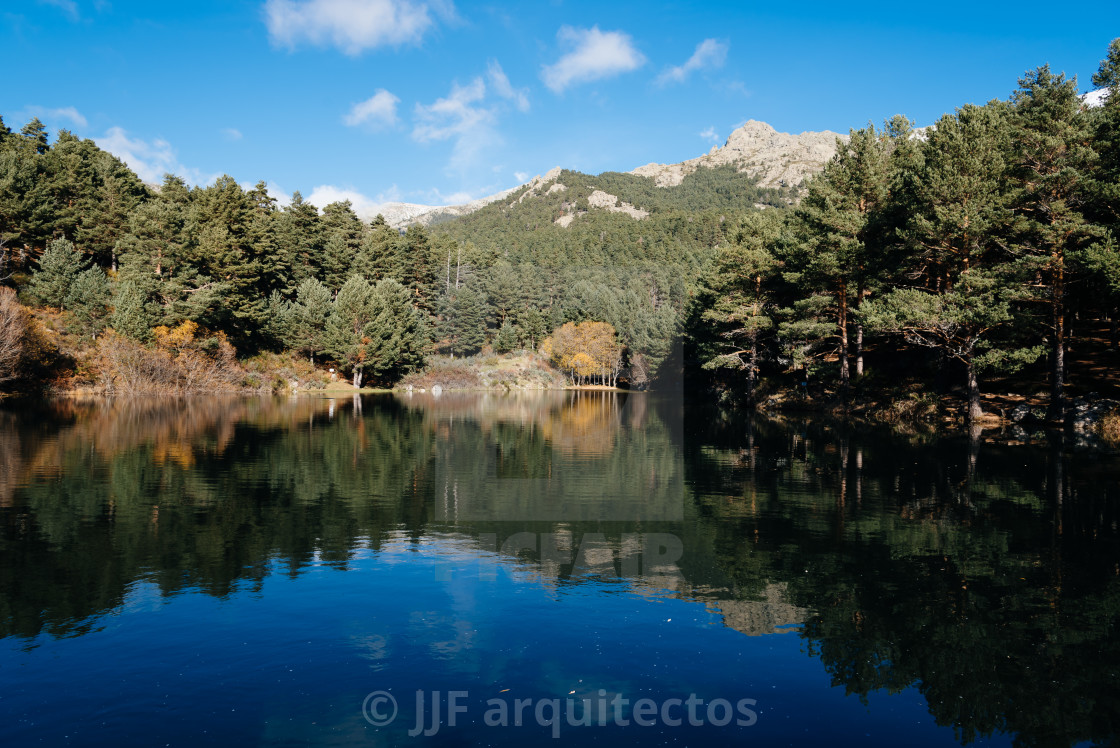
[698, 212, 781, 402]
[66, 267, 111, 337]
[363, 278, 427, 382]
[351, 215, 400, 281]
[324, 275, 375, 386]
[19, 119, 49, 155]
[285, 277, 333, 364]
[275, 191, 322, 292]
[1008, 65, 1102, 422]
[321, 234, 353, 293]
[27, 238, 85, 309]
[494, 319, 517, 353]
[441, 286, 487, 356]
[785, 125, 890, 391]
[110, 280, 154, 341]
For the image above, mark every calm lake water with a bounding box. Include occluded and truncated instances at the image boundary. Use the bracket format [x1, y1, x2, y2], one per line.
[1, 392, 1118, 747]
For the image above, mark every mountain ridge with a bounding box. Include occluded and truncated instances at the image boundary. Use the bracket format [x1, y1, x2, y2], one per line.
[374, 120, 845, 228]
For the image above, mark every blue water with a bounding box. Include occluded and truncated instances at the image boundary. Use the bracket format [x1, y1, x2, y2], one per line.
[1, 393, 1115, 746]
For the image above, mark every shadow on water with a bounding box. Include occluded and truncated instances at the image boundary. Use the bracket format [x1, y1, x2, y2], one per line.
[1, 392, 1119, 746]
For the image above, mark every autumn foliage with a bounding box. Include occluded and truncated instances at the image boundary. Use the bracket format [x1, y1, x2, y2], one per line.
[542, 321, 622, 386]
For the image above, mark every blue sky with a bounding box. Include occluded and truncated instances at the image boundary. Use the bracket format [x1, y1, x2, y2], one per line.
[4, 0, 1118, 214]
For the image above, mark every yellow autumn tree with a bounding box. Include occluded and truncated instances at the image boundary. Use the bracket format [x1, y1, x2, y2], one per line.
[542, 321, 622, 386]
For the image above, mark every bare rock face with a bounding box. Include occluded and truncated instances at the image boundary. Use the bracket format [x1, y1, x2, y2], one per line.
[586, 189, 648, 219]
[631, 120, 846, 189]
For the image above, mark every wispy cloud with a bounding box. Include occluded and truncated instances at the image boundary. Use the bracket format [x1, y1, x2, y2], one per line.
[487, 60, 529, 112]
[36, 0, 80, 21]
[343, 89, 401, 128]
[263, 0, 453, 55]
[699, 126, 720, 144]
[412, 78, 499, 174]
[96, 127, 216, 186]
[24, 105, 88, 129]
[222, 127, 243, 141]
[411, 65, 528, 177]
[541, 26, 645, 93]
[657, 39, 728, 86]
[412, 78, 491, 142]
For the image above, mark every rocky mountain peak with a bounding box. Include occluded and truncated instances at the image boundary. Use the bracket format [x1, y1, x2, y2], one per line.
[631, 120, 846, 189]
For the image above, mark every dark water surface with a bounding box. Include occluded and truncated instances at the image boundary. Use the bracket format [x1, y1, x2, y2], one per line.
[1, 392, 1118, 747]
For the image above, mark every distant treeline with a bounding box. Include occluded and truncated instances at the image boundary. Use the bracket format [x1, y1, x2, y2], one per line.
[2, 40, 1119, 409]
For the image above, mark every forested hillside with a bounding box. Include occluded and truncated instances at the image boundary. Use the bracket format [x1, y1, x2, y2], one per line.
[2, 39, 1120, 427]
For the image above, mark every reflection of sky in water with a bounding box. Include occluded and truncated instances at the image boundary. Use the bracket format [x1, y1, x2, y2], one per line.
[2, 533, 1011, 746]
[2, 393, 1115, 746]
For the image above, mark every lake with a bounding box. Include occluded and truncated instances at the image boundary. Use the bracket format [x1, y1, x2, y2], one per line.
[1, 392, 1118, 746]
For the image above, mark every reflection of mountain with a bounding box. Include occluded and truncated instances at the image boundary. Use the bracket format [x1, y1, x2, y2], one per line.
[706, 584, 806, 637]
[2, 395, 1120, 747]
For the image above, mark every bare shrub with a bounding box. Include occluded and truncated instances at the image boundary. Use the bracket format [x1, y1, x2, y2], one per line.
[96, 323, 246, 394]
[0, 288, 29, 386]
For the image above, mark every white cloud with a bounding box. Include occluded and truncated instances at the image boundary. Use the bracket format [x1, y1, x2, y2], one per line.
[699, 127, 720, 144]
[96, 127, 216, 186]
[24, 105, 88, 129]
[487, 60, 529, 112]
[263, 0, 447, 55]
[305, 185, 388, 217]
[343, 89, 400, 128]
[657, 39, 728, 86]
[222, 127, 243, 141]
[410, 63, 529, 177]
[514, 171, 528, 182]
[412, 78, 491, 142]
[412, 77, 501, 175]
[541, 26, 645, 93]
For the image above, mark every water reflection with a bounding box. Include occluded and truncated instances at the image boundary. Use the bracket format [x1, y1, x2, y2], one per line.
[0, 394, 1118, 746]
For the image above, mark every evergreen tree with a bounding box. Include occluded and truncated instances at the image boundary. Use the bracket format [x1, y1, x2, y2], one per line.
[19, 118, 49, 155]
[66, 267, 111, 337]
[351, 215, 400, 281]
[275, 191, 322, 292]
[697, 212, 781, 401]
[285, 277, 333, 364]
[494, 319, 517, 353]
[110, 280, 154, 341]
[785, 125, 890, 391]
[441, 286, 487, 356]
[861, 270, 1041, 421]
[517, 307, 547, 350]
[321, 233, 353, 293]
[27, 238, 84, 309]
[363, 278, 427, 383]
[324, 275, 375, 386]
[1008, 65, 1101, 422]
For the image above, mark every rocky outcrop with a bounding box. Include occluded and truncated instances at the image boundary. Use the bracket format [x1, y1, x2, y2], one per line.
[631, 120, 845, 189]
[587, 189, 648, 219]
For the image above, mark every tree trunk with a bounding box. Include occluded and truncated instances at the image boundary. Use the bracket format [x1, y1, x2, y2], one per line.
[855, 323, 864, 378]
[838, 282, 850, 392]
[1047, 259, 1066, 423]
[1110, 312, 1118, 352]
[747, 333, 757, 404]
[966, 354, 983, 423]
[855, 283, 865, 378]
[352, 368, 363, 388]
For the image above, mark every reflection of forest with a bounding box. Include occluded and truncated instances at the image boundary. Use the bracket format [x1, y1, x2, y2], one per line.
[2, 395, 1119, 746]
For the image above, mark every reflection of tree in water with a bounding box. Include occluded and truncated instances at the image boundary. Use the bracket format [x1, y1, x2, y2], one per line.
[3, 396, 1120, 747]
[0, 396, 433, 640]
[686, 409, 1120, 748]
